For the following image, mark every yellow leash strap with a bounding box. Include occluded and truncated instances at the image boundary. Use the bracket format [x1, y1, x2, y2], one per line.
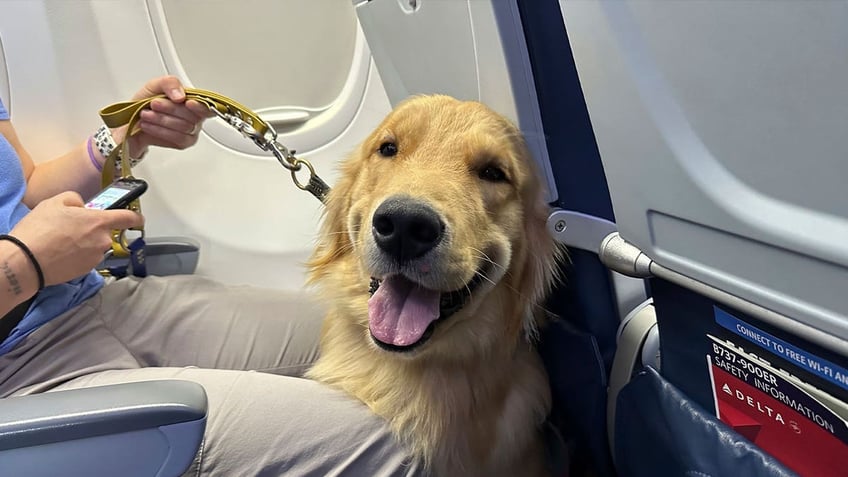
[100, 88, 269, 138]
[98, 88, 331, 257]
[100, 111, 141, 260]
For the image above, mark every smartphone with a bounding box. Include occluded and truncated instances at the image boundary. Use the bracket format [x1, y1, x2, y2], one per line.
[85, 178, 148, 210]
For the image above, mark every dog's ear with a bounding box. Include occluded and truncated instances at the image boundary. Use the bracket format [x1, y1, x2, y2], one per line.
[306, 153, 360, 284]
[513, 188, 565, 339]
[507, 143, 566, 340]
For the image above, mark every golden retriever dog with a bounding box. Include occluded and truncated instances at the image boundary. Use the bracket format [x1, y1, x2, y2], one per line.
[306, 95, 562, 476]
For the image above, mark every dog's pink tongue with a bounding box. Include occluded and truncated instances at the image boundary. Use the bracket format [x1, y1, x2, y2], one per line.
[368, 275, 441, 347]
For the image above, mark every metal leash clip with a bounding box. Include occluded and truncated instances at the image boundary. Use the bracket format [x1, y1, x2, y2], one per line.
[206, 103, 331, 203]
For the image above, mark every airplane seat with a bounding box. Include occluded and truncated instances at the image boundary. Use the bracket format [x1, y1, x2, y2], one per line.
[0, 380, 207, 477]
[561, 1, 848, 476]
[515, 1, 640, 474]
[98, 236, 201, 277]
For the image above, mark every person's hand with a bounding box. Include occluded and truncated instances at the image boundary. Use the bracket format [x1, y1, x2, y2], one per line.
[116, 76, 214, 158]
[9, 192, 144, 286]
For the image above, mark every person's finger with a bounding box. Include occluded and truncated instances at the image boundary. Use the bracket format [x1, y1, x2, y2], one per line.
[96, 209, 145, 230]
[133, 75, 186, 103]
[148, 99, 204, 125]
[140, 109, 196, 135]
[56, 191, 85, 207]
[138, 122, 197, 149]
[186, 99, 216, 118]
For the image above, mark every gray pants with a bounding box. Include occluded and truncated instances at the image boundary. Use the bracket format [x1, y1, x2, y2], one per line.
[0, 275, 421, 476]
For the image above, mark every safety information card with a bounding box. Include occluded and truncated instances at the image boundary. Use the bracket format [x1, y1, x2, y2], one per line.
[707, 332, 848, 476]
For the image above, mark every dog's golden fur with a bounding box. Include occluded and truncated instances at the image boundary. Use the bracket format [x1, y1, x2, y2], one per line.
[306, 95, 562, 476]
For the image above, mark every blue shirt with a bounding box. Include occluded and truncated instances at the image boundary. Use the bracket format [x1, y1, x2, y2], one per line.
[0, 98, 104, 355]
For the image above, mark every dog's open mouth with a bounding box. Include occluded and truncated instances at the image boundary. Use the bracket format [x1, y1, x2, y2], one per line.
[367, 267, 488, 352]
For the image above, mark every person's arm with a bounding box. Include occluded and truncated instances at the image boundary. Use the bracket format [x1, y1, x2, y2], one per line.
[0, 239, 40, 317]
[0, 191, 143, 323]
[0, 120, 103, 206]
[13, 76, 210, 207]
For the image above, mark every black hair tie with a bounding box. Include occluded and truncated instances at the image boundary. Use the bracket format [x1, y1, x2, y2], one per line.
[0, 234, 45, 291]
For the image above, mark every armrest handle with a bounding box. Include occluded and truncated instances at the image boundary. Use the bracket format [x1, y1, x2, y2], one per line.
[0, 380, 207, 450]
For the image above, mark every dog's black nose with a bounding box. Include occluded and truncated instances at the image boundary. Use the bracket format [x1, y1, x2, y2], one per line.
[372, 197, 444, 264]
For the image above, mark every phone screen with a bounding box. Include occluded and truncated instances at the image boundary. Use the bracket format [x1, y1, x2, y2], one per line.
[85, 184, 136, 210]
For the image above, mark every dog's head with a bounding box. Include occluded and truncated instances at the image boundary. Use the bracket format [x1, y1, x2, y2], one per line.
[310, 95, 561, 360]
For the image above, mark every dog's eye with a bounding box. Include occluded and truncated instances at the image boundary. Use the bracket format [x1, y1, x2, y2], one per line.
[378, 142, 398, 157]
[478, 165, 508, 183]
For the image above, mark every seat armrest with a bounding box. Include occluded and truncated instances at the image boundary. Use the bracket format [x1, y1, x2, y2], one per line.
[0, 380, 207, 477]
[99, 236, 201, 276]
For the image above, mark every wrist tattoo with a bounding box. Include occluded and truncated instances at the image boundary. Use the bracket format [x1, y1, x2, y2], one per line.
[1, 260, 22, 295]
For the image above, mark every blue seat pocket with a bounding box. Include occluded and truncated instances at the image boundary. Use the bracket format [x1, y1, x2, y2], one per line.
[614, 367, 797, 477]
